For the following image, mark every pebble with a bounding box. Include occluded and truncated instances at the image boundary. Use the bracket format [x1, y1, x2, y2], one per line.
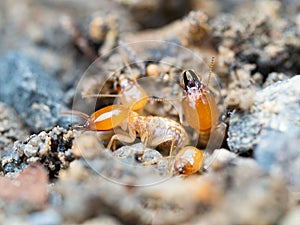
[0, 164, 48, 208]
[228, 75, 300, 153]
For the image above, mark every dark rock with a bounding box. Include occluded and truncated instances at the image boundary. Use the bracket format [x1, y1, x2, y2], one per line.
[211, 1, 300, 77]
[0, 52, 68, 132]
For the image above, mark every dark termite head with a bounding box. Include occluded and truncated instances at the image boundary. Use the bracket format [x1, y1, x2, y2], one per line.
[181, 57, 215, 92]
[173, 158, 188, 175]
[181, 69, 202, 92]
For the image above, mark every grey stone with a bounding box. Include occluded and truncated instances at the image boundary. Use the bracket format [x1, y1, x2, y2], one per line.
[0, 52, 68, 132]
[255, 128, 300, 188]
[228, 75, 300, 153]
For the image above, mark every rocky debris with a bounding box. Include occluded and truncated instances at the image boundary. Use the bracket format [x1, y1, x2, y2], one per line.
[1, 126, 75, 177]
[140, 154, 288, 225]
[0, 52, 69, 132]
[255, 129, 300, 188]
[56, 160, 153, 224]
[210, 1, 300, 77]
[0, 102, 29, 153]
[228, 75, 300, 153]
[0, 163, 48, 208]
[263, 72, 289, 87]
[187, 155, 288, 225]
[115, 0, 192, 29]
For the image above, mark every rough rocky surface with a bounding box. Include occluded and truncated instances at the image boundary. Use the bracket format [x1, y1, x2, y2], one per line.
[0, 52, 69, 132]
[0, 102, 29, 154]
[255, 129, 300, 189]
[228, 75, 300, 153]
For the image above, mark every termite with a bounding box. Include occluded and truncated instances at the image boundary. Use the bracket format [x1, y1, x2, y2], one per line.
[180, 57, 220, 147]
[61, 104, 207, 175]
[61, 104, 189, 154]
[173, 146, 204, 175]
[83, 58, 149, 111]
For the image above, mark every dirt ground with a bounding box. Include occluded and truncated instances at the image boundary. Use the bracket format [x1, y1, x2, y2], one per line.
[0, 0, 299, 224]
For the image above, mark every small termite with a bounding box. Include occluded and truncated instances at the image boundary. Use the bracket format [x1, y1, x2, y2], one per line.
[180, 57, 219, 147]
[61, 104, 189, 154]
[173, 146, 204, 175]
[83, 60, 148, 111]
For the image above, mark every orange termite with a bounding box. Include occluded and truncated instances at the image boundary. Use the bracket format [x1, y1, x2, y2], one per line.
[61, 104, 189, 153]
[173, 146, 204, 175]
[83, 61, 148, 111]
[181, 57, 219, 147]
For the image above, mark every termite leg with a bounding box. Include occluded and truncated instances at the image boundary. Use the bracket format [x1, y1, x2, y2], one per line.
[166, 136, 176, 170]
[203, 121, 227, 169]
[169, 137, 176, 157]
[107, 131, 136, 150]
[119, 40, 146, 76]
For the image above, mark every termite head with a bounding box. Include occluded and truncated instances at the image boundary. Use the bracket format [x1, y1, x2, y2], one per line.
[181, 69, 207, 96]
[173, 146, 204, 175]
[114, 74, 134, 93]
[174, 158, 190, 175]
[180, 57, 215, 94]
[181, 69, 201, 89]
[114, 74, 148, 111]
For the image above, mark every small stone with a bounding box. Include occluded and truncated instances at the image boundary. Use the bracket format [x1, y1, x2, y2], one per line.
[146, 64, 159, 77]
[113, 143, 163, 166]
[0, 163, 49, 208]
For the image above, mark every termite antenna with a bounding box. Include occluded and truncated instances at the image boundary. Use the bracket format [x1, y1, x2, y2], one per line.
[119, 40, 146, 76]
[61, 16, 97, 61]
[82, 93, 121, 98]
[148, 96, 185, 103]
[72, 124, 84, 129]
[206, 56, 215, 87]
[59, 110, 89, 121]
[121, 53, 135, 80]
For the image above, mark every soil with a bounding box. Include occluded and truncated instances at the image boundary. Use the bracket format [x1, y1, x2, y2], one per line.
[0, 0, 299, 224]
